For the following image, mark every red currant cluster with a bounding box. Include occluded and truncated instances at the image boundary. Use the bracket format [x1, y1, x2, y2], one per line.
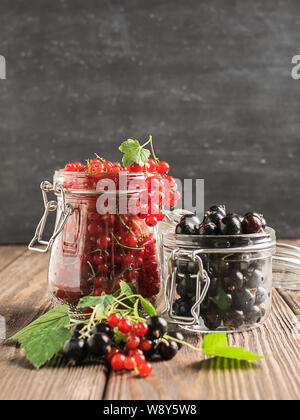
[62, 157, 181, 227]
[106, 314, 153, 376]
[52, 212, 161, 306]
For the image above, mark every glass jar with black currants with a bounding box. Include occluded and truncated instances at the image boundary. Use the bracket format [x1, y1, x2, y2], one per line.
[162, 205, 277, 333]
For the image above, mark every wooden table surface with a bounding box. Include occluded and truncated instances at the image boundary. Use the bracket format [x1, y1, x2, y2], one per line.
[0, 243, 300, 401]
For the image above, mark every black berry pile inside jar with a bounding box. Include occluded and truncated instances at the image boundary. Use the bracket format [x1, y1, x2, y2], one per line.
[162, 205, 276, 332]
[46, 138, 181, 312]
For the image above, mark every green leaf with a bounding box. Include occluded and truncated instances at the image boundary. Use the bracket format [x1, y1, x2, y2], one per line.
[119, 139, 150, 167]
[120, 281, 136, 303]
[113, 327, 127, 344]
[133, 299, 140, 318]
[211, 281, 231, 314]
[140, 296, 157, 317]
[202, 333, 267, 362]
[11, 305, 71, 369]
[77, 294, 114, 309]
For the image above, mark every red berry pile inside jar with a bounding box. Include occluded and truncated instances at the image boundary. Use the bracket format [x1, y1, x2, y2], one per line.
[49, 136, 180, 310]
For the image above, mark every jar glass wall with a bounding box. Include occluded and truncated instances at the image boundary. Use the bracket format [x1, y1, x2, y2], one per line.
[48, 171, 162, 312]
[162, 228, 276, 333]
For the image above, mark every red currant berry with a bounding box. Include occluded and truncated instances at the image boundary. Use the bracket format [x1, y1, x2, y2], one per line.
[105, 347, 120, 364]
[107, 313, 121, 327]
[122, 233, 138, 248]
[129, 162, 144, 172]
[88, 223, 101, 235]
[146, 158, 157, 172]
[156, 209, 166, 221]
[132, 322, 148, 337]
[126, 334, 140, 349]
[104, 161, 113, 172]
[96, 235, 111, 249]
[93, 254, 104, 265]
[64, 162, 78, 172]
[128, 348, 144, 357]
[148, 202, 160, 216]
[156, 161, 170, 175]
[146, 176, 160, 192]
[111, 165, 121, 173]
[134, 353, 146, 366]
[138, 362, 153, 377]
[123, 253, 135, 266]
[112, 162, 122, 169]
[118, 318, 132, 334]
[111, 353, 126, 371]
[145, 215, 158, 227]
[124, 356, 136, 370]
[173, 190, 181, 201]
[164, 175, 176, 189]
[139, 339, 153, 351]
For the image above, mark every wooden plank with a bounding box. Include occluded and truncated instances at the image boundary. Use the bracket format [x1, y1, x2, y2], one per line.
[0, 248, 108, 400]
[0, 246, 27, 272]
[104, 290, 300, 400]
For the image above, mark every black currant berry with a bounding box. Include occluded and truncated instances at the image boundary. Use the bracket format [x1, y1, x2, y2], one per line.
[143, 339, 159, 359]
[91, 322, 114, 338]
[223, 270, 244, 292]
[158, 340, 179, 360]
[146, 316, 168, 340]
[175, 213, 202, 235]
[246, 269, 264, 288]
[198, 222, 219, 235]
[176, 276, 196, 299]
[167, 331, 184, 349]
[220, 214, 242, 235]
[186, 261, 199, 275]
[244, 305, 261, 324]
[203, 212, 224, 229]
[87, 333, 111, 356]
[62, 338, 87, 364]
[202, 306, 222, 330]
[173, 298, 192, 317]
[209, 204, 226, 217]
[232, 288, 256, 311]
[255, 286, 268, 304]
[71, 323, 86, 339]
[223, 310, 244, 328]
[242, 213, 263, 234]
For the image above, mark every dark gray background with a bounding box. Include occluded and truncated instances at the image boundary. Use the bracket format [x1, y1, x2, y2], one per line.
[0, 0, 299, 244]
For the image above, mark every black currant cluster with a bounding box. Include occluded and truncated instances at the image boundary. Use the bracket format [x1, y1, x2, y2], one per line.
[62, 322, 113, 366]
[172, 205, 270, 331]
[175, 205, 267, 236]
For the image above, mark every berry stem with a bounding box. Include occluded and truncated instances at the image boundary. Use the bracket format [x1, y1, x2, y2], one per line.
[117, 210, 134, 235]
[110, 230, 145, 251]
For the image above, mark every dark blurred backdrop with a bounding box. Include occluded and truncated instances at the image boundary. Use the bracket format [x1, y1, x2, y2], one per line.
[0, 0, 300, 243]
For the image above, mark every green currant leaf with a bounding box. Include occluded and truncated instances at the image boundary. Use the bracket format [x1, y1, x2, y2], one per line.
[77, 294, 114, 309]
[211, 281, 231, 314]
[133, 299, 140, 318]
[11, 305, 71, 369]
[120, 281, 136, 303]
[119, 138, 150, 167]
[140, 296, 157, 317]
[202, 333, 267, 362]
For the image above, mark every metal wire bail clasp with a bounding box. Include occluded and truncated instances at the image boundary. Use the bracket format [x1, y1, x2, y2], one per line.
[163, 248, 211, 326]
[28, 181, 74, 253]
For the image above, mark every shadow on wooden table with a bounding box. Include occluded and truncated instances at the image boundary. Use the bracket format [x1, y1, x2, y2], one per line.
[189, 357, 261, 371]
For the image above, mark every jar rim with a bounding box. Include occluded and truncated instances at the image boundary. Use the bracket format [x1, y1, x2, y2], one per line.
[163, 227, 276, 253]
